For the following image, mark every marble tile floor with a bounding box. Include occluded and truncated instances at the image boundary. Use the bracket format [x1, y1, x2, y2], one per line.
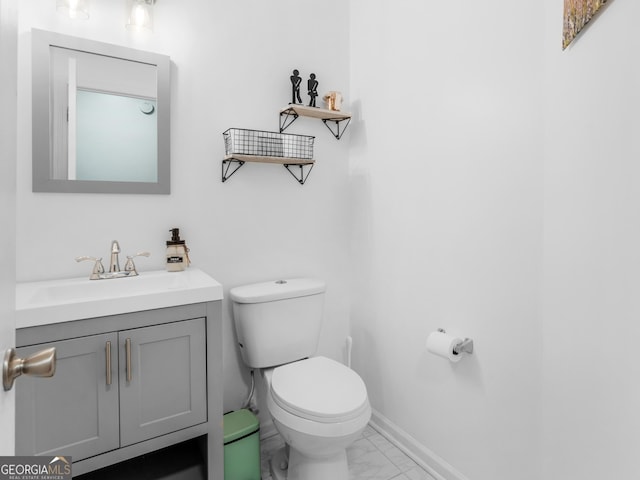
[260, 424, 436, 480]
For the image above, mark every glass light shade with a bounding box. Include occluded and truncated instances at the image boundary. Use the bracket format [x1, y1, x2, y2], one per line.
[56, 0, 90, 19]
[126, 0, 154, 31]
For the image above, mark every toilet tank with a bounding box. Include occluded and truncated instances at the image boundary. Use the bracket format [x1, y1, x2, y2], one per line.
[229, 278, 326, 368]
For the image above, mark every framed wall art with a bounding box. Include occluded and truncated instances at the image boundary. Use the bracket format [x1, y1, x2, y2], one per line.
[563, 0, 609, 49]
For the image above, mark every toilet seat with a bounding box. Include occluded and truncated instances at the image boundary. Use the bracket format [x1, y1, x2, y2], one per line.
[270, 356, 369, 424]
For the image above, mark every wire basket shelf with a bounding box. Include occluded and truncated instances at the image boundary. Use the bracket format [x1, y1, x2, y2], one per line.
[223, 128, 314, 160]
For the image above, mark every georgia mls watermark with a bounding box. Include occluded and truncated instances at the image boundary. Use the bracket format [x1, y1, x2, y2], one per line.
[0, 457, 71, 480]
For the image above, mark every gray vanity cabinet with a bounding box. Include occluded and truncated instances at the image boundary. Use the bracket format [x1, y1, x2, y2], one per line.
[15, 332, 120, 461]
[15, 304, 222, 479]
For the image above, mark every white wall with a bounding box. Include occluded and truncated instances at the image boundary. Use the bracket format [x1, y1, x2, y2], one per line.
[542, 1, 640, 478]
[349, 1, 544, 479]
[350, 1, 640, 479]
[16, 0, 351, 412]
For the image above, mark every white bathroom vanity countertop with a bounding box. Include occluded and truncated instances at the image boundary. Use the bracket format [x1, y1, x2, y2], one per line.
[15, 268, 223, 329]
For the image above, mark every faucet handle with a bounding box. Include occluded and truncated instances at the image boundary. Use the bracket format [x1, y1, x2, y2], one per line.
[75, 256, 105, 280]
[124, 251, 150, 274]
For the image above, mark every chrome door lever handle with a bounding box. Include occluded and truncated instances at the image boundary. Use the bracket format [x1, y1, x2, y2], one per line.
[3, 347, 56, 391]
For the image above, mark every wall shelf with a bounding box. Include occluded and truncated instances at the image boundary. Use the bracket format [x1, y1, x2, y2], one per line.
[279, 104, 352, 140]
[222, 154, 315, 185]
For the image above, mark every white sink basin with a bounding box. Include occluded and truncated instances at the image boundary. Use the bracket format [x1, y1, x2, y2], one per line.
[16, 268, 223, 329]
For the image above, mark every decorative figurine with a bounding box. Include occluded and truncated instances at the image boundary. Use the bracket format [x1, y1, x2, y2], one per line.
[290, 69, 302, 104]
[307, 73, 319, 107]
[323, 91, 343, 111]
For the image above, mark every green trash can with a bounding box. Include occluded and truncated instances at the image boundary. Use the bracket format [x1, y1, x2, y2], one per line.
[224, 409, 261, 480]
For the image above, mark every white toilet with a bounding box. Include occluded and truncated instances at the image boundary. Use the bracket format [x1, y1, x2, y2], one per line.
[230, 278, 371, 480]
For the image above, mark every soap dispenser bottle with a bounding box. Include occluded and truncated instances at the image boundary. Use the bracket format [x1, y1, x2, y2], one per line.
[166, 228, 190, 272]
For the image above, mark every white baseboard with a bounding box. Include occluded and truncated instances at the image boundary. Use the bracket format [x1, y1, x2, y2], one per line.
[369, 409, 470, 480]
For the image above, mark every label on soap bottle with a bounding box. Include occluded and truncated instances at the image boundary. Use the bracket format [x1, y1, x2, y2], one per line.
[166, 244, 187, 272]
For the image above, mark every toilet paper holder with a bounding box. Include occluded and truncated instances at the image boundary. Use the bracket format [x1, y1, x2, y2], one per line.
[437, 329, 474, 355]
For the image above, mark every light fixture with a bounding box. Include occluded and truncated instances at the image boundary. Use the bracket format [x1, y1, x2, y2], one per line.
[56, 0, 90, 20]
[126, 0, 155, 31]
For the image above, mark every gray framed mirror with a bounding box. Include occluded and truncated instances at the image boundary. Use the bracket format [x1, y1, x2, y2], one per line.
[32, 29, 171, 194]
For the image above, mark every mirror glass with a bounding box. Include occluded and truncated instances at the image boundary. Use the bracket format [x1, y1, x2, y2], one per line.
[32, 29, 171, 194]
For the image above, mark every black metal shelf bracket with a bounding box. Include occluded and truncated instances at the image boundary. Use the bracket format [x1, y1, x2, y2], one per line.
[322, 117, 351, 140]
[279, 110, 299, 133]
[222, 158, 313, 185]
[284, 163, 314, 185]
[221, 159, 244, 182]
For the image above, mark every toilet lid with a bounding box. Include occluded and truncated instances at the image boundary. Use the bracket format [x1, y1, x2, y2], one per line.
[270, 356, 369, 423]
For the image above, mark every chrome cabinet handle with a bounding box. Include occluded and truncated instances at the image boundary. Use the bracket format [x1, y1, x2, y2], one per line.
[125, 338, 132, 383]
[105, 341, 112, 386]
[3, 347, 56, 391]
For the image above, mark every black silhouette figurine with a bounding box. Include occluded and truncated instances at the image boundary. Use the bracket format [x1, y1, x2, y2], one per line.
[307, 73, 318, 107]
[290, 69, 302, 104]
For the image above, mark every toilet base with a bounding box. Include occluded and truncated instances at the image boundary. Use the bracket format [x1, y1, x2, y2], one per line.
[269, 446, 288, 480]
[269, 445, 349, 480]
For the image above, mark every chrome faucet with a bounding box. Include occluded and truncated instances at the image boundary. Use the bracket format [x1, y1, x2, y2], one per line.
[109, 240, 121, 273]
[76, 241, 150, 280]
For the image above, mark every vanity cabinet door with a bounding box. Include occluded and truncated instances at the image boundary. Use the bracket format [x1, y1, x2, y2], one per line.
[118, 318, 207, 447]
[15, 332, 120, 461]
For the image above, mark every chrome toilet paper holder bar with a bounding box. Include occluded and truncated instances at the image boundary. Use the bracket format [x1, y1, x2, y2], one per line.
[437, 328, 474, 355]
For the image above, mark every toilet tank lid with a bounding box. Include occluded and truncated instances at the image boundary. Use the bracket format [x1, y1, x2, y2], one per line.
[229, 278, 326, 304]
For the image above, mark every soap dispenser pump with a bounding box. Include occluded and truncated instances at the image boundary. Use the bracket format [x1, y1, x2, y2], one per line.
[166, 228, 190, 272]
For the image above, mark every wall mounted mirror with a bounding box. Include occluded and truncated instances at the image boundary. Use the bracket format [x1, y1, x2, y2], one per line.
[32, 29, 171, 194]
